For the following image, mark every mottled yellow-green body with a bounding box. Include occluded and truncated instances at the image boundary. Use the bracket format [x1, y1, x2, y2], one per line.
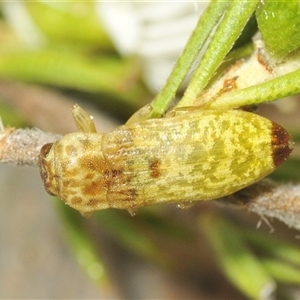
[39, 107, 292, 213]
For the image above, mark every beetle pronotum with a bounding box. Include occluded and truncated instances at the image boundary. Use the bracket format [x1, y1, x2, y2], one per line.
[39, 104, 292, 214]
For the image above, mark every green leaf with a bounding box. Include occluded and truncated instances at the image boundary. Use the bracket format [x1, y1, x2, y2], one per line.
[246, 230, 300, 285]
[149, 0, 228, 117]
[245, 230, 300, 267]
[177, 0, 259, 108]
[95, 210, 172, 268]
[26, 2, 112, 48]
[57, 202, 108, 285]
[0, 49, 149, 110]
[262, 259, 300, 284]
[200, 213, 274, 299]
[256, 0, 300, 58]
[208, 68, 300, 109]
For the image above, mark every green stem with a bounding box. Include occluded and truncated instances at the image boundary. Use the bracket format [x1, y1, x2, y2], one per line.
[149, 0, 228, 118]
[177, 0, 259, 108]
[208, 68, 300, 109]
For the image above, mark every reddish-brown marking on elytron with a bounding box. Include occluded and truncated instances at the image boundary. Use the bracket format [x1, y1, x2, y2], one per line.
[149, 158, 162, 178]
[271, 122, 293, 167]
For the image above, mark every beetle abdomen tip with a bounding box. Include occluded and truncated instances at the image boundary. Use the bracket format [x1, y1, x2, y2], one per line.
[272, 122, 293, 167]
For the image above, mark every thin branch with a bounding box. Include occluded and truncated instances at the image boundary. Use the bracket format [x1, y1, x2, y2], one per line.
[1, 126, 300, 231]
[0, 126, 61, 166]
[221, 179, 300, 231]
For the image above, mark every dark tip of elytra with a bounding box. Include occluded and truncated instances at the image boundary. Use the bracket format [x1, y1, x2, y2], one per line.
[272, 122, 293, 167]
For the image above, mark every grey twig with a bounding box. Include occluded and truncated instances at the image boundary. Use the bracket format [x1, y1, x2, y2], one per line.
[1, 125, 300, 231]
[221, 179, 300, 231]
[0, 126, 61, 166]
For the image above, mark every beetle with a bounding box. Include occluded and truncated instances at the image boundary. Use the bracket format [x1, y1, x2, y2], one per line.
[39, 104, 292, 214]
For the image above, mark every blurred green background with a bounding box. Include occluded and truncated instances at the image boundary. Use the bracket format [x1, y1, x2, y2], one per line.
[1, 2, 300, 299]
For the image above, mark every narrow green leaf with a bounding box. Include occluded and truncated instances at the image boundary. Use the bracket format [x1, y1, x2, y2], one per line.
[0, 50, 149, 109]
[95, 210, 172, 268]
[245, 230, 300, 266]
[256, 0, 300, 58]
[149, 0, 228, 117]
[137, 209, 195, 242]
[200, 213, 274, 299]
[26, 2, 112, 47]
[177, 0, 259, 108]
[58, 202, 108, 285]
[262, 259, 300, 284]
[208, 68, 300, 109]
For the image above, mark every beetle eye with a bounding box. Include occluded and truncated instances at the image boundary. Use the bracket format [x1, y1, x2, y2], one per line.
[40, 143, 53, 158]
[39, 143, 56, 196]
